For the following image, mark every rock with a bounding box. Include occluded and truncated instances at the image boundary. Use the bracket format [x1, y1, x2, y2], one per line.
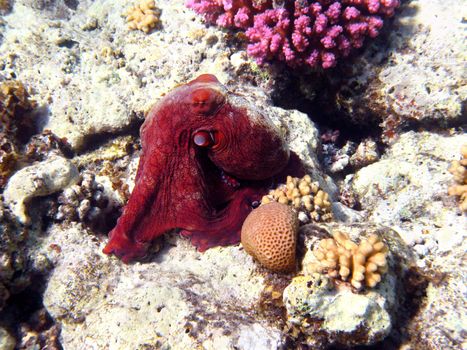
[350, 138, 380, 169]
[347, 131, 467, 252]
[0, 327, 15, 350]
[345, 131, 467, 347]
[284, 274, 391, 348]
[302, 0, 466, 136]
[0, 198, 31, 311]
[0, 0, 277, 150]
[41, 224, 284, 350]
[3, 156, 79, 224]
[284, 223, 414, 349]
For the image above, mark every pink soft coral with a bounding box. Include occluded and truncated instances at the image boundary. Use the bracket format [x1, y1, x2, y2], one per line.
[186, 0, 400, 69]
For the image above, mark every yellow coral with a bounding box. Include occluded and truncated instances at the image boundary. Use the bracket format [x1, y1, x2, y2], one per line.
[448, 144, 467, 212]
[312, 232, 388, 290]
[261, 175, 333, 222]
[125, 0, 160, 33]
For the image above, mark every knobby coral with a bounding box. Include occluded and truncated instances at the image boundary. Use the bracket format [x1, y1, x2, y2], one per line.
[125, 0, 160, 33]
[261, 174, 332, 222]
[186, 0, 400, 69]
[448, 143, 467, 212]
[312, 231, 388, 290]
[241, 202, 298, 272]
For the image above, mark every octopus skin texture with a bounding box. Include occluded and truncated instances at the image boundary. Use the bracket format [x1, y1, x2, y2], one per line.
[103, 74, 300, 263]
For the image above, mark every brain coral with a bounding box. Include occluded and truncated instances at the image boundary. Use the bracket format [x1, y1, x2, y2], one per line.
[241, 202, 298, 272]
[186, 0, 400, 69]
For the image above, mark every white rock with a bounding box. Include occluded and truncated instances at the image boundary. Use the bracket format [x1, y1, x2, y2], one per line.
[0, 328, 15, 350]
[3, 156, 79, 224]
[327, 0, 466, 127]
[41, 224, 284, 350]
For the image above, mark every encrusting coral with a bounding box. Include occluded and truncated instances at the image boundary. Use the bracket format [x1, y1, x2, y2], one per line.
[448, 144, 467, 212]
[125, 0, 160, 33]
[241, 202, 298, 272]
[261, 175, 332, 223]
[312, 231, 388, 290]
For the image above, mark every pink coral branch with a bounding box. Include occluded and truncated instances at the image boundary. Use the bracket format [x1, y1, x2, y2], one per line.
[186, 0, 400, 69]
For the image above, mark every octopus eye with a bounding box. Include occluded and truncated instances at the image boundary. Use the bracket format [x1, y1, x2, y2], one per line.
[190, 88, 225, 116]
[193, 130, 213, 147]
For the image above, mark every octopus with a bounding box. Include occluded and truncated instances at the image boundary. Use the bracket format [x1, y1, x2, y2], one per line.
[103, 74, 300, 262]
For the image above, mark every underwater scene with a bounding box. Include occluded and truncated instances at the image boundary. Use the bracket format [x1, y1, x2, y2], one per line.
[0, 0, 465, 349]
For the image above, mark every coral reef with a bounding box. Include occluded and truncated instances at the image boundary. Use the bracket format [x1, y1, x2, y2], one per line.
[0, 197, 30, 312]
[125, 0, 160, 33]
[0, 133, 18, 188]
[286, 223, 415, 349]
[23, 130, 73, 163]
[320, 130, 379, 173]
[0, 80, 36, 138]
[0, 0, 12, 15]
[17, 309, 62, 350]
[261, 175, 332, 223]
[284, 273, 392, 349]
[241, 202, 298, 272]
[349, 138, 380, 169]
[313, 0, 466, 133]
[56, 170, 122, 232]
[3, 156, 79, 224]
[103, 74, 292, 263]
[186, 0, 400, 69]
[447, 143, 467, 212]
[0, 327, 15, 350]
[0, 80, 37, 187]
[322, 140, 356, 173]
[311, 231, 388, 289]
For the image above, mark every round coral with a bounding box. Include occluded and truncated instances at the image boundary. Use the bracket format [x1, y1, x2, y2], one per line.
[241, 202, 299, 272]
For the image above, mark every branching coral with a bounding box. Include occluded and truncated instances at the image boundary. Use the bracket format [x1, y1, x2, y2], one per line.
[241, 202, 298, 272]
[261, 175, 333, 222]
[448, 144, 467, 212]
[312, 231, 388, 290]
[186, 0, 400, 69]
[125, 0, 160, 33]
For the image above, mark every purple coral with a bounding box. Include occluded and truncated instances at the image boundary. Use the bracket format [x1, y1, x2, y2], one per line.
[186, 0, 400, 69]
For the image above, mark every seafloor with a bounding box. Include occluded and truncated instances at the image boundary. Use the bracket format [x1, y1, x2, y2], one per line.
[0, 0, 465, 349]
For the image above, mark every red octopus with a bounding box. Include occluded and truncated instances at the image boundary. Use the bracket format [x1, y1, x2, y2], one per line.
[103, 74, 300, 262]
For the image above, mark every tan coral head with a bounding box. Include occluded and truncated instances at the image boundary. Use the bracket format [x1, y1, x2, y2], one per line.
[125, 0, 160, 33]
[312, 232, 388, 290]
[261, 174, 333, 222]
[241, 202, 299, 272]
